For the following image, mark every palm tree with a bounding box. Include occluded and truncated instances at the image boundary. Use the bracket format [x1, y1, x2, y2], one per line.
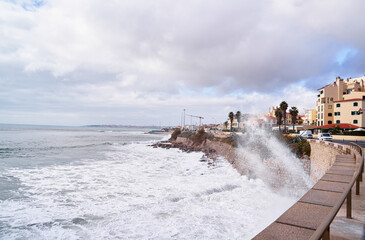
[228, 112, 234, 132]
[236, 111, 241, 130]
[280, 101, 288, 132]
[275, 108, 282, 131]
[289, 106, 298, 132]
[224, 121, 228, 130]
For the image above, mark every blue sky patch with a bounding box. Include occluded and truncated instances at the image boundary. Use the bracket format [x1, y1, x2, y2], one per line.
[20, 0, 44, 11]
[335, 47, 358, 66]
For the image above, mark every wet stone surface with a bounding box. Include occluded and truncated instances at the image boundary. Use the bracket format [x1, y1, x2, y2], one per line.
[313, 180, 350, 193]
[253, 222, 314, 240]
[276, 202, 332, 230]
[299, 189, 342, 207]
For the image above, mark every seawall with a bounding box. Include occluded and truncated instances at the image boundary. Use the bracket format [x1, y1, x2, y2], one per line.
[309, 141, 346, 182]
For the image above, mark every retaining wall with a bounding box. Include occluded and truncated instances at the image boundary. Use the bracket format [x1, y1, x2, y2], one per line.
[310, 141, 347, 182]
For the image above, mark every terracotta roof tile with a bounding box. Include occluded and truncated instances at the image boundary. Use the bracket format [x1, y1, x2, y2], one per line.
[333, 98, 362, 103]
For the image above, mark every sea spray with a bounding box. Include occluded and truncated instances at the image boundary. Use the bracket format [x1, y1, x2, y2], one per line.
[235, 119, 313, 197]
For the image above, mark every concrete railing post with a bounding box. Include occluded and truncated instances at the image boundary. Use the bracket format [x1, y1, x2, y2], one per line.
[347, 189, 352, 219]
[322, 227, 330, 240]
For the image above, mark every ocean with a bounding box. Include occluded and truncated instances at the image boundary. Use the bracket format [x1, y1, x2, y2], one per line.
[0, 125, 299, 239]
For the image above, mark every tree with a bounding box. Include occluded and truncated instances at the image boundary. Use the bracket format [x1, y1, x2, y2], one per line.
[224, 121, 228, 130]
[236, 111, 241, 130]
[280, 101, 288, 132]
[275, 108, 283, 131]
[333, 125, 340, 134]
[228, 112, 234, 132]
[289, 106, 298, 131]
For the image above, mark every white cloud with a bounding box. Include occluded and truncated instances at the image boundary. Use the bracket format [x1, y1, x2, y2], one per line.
[0, 0, 363, 125]
[1, 1, 365, 85]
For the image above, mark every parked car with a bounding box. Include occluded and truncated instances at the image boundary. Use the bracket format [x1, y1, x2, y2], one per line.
[299, 130, 313, 139]
[318, 133, 333, 141]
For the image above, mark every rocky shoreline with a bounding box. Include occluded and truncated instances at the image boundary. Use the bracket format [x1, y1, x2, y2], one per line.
[151, 135, 311, 190]
[151, 139, 218, 159]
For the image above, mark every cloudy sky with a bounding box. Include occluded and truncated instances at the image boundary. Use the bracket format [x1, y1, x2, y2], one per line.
[1, 0, 365, 126]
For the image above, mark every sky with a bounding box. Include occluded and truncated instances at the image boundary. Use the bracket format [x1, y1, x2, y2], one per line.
[1, 0, 365, 126]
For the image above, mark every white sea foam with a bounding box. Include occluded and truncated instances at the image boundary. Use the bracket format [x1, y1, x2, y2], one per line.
[0, 142, 296, 239]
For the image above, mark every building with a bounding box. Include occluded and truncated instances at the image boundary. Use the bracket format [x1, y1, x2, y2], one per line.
[297, 115, 305, 124]
[267, 107, 301, 126]
[317, 76, 365, 127]
[304, 109, 317, 126]
[226, 114, 248, 130]
[262, 116, 276, 128]
[225, 113, 277, 130]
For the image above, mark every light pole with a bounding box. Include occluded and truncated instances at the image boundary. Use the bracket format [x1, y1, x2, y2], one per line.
[183, 109, 186, 130]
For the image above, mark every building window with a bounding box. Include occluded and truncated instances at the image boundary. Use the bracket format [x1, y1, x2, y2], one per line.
[328, 113, 332, 117]
[318, 106, 320, 111]
[354, 120, 358, 124]
[351, 111, 360, 115]
[354, 102, 358, 107]
[321, 113, 323, 119]
[336, 120, 340, 124]
[321, 105, 323, 111]
[336, 103, 341, 107]
[321, 121, 323, 126]
[328, 121, 332, 124]
[334, 112, 341, 116]
[330, 97, 333, 101]
[347, 89, 351, 94]
[328, 105, 332, 109]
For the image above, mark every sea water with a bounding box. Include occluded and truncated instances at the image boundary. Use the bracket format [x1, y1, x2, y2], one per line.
[0, 125, 302, 239]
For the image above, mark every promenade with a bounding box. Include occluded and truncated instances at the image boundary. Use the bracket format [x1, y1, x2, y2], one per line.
[331, 168, 365, 239]
[254, 141, 365, 239]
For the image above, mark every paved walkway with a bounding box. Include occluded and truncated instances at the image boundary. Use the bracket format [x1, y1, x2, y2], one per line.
[331, 166, 365, 239]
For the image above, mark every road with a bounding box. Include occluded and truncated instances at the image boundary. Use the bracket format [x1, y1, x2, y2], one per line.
[318, 139, 365, 148]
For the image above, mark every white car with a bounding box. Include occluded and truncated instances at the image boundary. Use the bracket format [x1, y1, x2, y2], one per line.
[299, 130, 313, 139]
[318, 133, 333, 141]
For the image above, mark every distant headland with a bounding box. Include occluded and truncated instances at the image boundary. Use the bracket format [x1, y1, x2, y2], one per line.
[82, 124, 165, 129]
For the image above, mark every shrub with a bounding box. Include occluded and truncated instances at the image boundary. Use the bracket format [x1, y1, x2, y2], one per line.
[275, 132, 311, 158]
[219, 136, 237, 147]
[343, 131, 365, 136]
[288, 139, 310, 157]
[298, 139, 311, 156]
[191, 128, 207, 144]
[170, 128, 181, 140]
[332, 125, 341, 134]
